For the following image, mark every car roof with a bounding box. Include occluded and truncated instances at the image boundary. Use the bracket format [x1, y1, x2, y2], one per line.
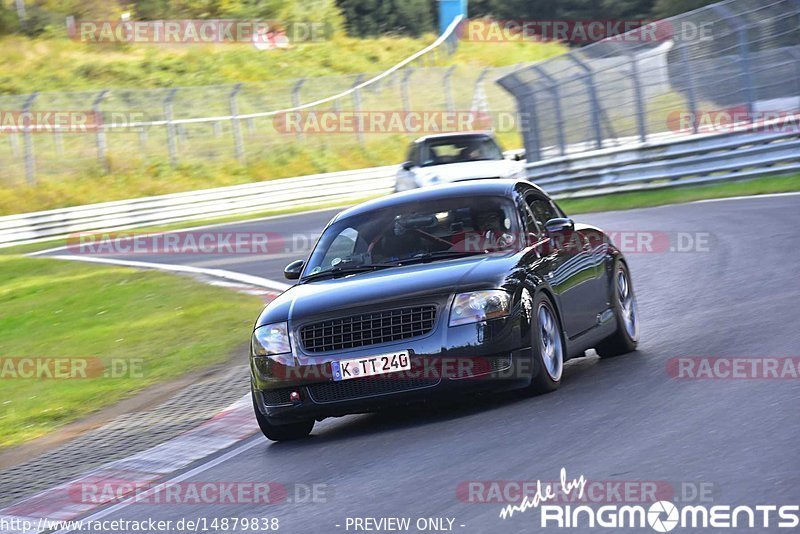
[413, 131, 495, 144]
[333, 180, 537, 222]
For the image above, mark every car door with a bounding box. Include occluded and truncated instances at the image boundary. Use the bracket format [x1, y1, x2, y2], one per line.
[526, 192, 599, 338]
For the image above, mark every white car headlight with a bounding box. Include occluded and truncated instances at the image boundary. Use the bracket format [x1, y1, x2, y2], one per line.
[251, 322, 291, 356]
[449, 290, 512, 326]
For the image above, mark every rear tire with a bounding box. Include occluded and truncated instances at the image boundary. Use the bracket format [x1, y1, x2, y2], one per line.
[595, 262, 639, 358]
[251, 388, 314, 442]
[525, 293, 564, 395]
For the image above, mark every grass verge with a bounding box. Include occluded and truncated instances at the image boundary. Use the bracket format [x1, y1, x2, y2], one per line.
[0, 255, 263, 450]
[0, 35, 565, 93]
[557, 174, 800, 214]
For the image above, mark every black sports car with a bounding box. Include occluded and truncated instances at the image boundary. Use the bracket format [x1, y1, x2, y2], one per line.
[250, 180, 639, 441]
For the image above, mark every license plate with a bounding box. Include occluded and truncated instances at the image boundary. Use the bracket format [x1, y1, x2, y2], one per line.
[331, 351, 411, 381]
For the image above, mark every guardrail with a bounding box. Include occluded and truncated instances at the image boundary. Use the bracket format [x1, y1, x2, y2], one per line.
[527, 116, 800, 198]
[0, 166, 397, 247]
[2, 118, 798, 248]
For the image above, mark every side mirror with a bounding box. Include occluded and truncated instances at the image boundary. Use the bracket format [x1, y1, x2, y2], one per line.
[401, 161, 414, 171]
[544, 218, 575, 236]
[284, 260, 305, 280]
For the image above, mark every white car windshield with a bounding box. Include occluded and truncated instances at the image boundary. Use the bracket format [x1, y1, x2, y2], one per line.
[419, 137, 503, 167]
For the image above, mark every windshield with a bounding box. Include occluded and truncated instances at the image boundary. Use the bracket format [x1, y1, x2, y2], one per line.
[303, 196, 521, 279]
[419, 137, 503, 167]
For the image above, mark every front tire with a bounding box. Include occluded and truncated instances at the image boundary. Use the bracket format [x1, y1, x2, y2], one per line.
[525, 293, 564, 395]
[595, 262, 639, 358]
[251, 388, 314, 442]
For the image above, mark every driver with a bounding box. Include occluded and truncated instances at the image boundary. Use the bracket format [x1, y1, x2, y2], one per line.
[475, 209, 514, 250]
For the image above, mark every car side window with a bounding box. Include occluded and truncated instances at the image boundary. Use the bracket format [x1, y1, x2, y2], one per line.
[520, 202, 541, 241]
[406, 145, 418, 167]
[527, 194, 560, 228]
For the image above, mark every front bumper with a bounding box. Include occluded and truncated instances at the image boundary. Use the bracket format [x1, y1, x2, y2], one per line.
[250, 299, 536, 423]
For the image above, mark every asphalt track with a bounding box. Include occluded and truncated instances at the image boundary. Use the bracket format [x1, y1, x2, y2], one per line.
[41, 194, 800, 533]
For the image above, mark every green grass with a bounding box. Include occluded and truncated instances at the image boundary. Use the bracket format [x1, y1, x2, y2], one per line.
[557, 173, 800, 214]
[0, 255, 263, 449]
[0, 138, 408, 215]
[0, 34, 565, 94]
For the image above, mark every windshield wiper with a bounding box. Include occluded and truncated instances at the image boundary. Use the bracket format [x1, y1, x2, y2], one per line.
[300, 264, 395, 282]
[393, 250, 487, 265]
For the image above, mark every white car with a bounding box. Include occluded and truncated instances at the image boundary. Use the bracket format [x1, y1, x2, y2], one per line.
[395, 132, 526, 192]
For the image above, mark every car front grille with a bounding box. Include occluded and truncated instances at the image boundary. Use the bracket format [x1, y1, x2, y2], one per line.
[307, 375, 439, 403]
[299, 305, 437, 353]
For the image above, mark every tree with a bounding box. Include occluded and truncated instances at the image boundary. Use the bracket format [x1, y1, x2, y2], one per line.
[336, 0, 434, 37]
[652, 0, 720, 19]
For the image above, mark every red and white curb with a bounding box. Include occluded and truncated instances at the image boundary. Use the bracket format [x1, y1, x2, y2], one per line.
[2, 256, 287, 533]
[0, 394, 259, 534]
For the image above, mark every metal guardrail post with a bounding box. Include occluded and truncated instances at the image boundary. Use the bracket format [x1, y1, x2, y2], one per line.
[22, 92, 38, 185]
[163, 88, 178, 166]
[473, 67, 490, 105]
[292, 78, 306, 140]
[8, 132, 20, 157]
[229, 83, 245, 164]
[54, 129, 64, 155]
[352, 75, 365, 146]
[628, 53, 648, 143]
[401, 69, 414, 113]
[532, 66, 566, 156]
[93, 90, 110, 172]
[678, 44, 700, 135]
[566, 53, 604, 150]
[519, 88, 541, 162]
[712, 4, 756, 118]
[444, 66, 456, 112]
[138, 127, 148, 154]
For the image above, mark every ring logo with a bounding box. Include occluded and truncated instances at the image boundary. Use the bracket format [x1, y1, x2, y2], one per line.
[648, 501, 679, 532]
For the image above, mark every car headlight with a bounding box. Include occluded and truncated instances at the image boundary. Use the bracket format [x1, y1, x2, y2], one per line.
[449, 290, 512, 326]
[251, 322, 291, 356]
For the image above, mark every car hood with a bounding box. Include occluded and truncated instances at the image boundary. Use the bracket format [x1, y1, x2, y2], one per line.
[413, 160, 523, 184]
[255, 253, 523, 328]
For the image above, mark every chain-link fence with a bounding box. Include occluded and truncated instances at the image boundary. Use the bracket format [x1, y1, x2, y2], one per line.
[498, 0, 800, 162]
[0, 65, 521, 186]
[0, 18, 531, 187]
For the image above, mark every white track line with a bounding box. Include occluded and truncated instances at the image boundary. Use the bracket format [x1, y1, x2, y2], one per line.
[45, 254, 290, 292]
[52, 435, 265, 534]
